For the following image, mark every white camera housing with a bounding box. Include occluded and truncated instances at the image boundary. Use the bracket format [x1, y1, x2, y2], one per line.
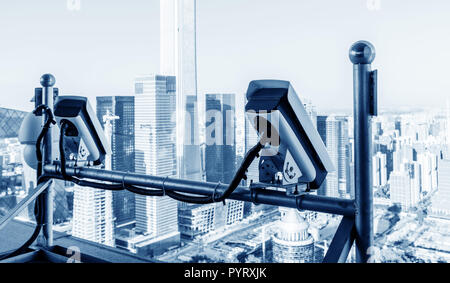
[54, 96, 110, 165]
[245, 80, 334, 190]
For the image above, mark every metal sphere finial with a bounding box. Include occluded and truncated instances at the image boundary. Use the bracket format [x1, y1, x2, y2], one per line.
[40, 74, 56, 87]
[349, 41, 376, 64]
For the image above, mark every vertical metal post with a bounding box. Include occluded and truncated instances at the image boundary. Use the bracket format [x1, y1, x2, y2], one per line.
[40, 74, 55, 247]
[349, 41, 377, 263]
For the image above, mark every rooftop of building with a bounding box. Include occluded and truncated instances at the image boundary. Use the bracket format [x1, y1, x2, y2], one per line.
[0, 220, 155, 263]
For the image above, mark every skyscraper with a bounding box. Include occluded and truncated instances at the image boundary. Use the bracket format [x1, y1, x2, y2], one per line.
[244, 110, 260, 185]
[97, 96, 136, 227]
[72, 186, 115, 247]
[389, 162, 421, 210]
[205, 93, 244, 228]
[430, 159, 450, 218]
[324, 116, 350, 198]
[373, 152, 387, 188]
[205, 93, 236, 183]
[160, 0, 201, 181]
[417, 152, 438, 193]
[134, 75, 180, 253]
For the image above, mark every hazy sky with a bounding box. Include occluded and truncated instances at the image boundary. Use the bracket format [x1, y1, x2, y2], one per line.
[1, 0, 450, 112]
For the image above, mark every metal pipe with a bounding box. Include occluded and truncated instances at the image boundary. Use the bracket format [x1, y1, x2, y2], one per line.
[349, 41, 377, 263]
[44, 165, 356, 217]
[41, 74, 56, 247]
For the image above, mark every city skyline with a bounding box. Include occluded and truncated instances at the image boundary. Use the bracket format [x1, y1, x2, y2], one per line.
[2, 0, 450, 112]
[2, 0, 450, 264]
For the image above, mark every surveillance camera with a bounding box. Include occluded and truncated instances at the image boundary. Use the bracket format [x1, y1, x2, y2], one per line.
[54, 96, 111, 165]
[245, 80, 334, 190]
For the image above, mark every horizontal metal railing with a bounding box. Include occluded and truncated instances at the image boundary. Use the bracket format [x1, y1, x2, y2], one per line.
[43, 165, 356, 217]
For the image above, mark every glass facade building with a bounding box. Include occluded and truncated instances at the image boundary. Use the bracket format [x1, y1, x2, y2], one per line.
[97, 96, 136, 226]
[160, 0, 201, 181]
[133, 75, 180, 255]
[205, 93, 244, 230]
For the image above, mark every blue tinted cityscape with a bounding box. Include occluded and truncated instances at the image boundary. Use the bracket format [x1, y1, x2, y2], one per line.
[1, 0, 450, 264]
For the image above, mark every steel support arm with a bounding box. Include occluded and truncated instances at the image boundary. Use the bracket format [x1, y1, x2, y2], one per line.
[44, 165, 355, 217]
[322, 216, 356, 263]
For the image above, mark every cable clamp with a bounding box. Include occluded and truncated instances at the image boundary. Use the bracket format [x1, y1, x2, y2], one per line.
[250, 187, 259, 205]
[212, 182, 226, 205]
[122, 172, 128, 190]
[162, 176, 169, 196]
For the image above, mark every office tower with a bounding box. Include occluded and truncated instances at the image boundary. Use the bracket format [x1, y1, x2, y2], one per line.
[417, 152, 438, 193]
[373, 152, 387, 188]
[244, 111, 260, 185]
[160, 0, 201, 181]
[178, 202, 216, 239]
[395, 118, 402, 136]
[389, 170, 412, 209]
[324, 116, 350, 198]
[97, 96, 136, 227]
[374, 121, 383, 136]
[430, 159, 450, 217]
[348, 138, 356, 198]
[205, 93, 244, 227]
[72, 186, 115, 247]
[317, 116, 327, 143]
[272, 208, 315, 263]
[176, 95, 210, 239]
[205, 93, 236, 183]
[379, 143, 394, 181]
[134, 75, 180, 253]
[184, 95, 201, 179]
[389, 162, 421, 210]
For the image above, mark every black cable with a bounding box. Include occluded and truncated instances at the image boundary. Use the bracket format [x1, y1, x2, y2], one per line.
[166, 190, 214, 204]
[0, 178, 46, 260]
[34, 105, 56, 177]
[0, 105, 55, 261]
[59, 121, 79, 183]
[149, 140, 264, 204]
[124, 185, 164, 197]
[215, 140, 264, 202]
[57, 118, 265, 206]
[62, 139, 264, 204]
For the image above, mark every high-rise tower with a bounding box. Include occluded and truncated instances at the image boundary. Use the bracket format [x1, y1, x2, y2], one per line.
[97, 96, 136, 227]
[205, 93, 244, 228]
[324, 116, 350, 198]
[133, 75, 180, 253]
[160, 0, 201, 181]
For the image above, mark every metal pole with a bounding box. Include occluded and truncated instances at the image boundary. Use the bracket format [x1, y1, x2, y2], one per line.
[43, 165, 356, 217]
[349, 41, 377, 263]
[41, 74, 55, 247]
